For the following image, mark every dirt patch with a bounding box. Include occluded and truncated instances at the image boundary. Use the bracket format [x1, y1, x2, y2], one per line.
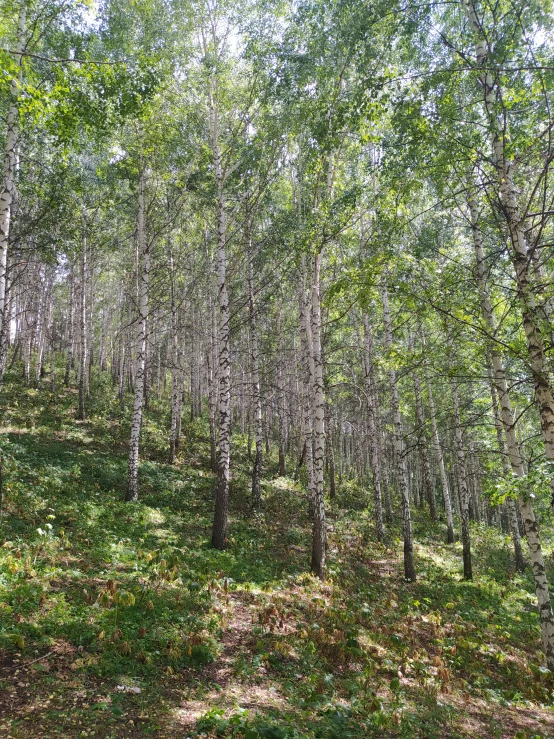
[175, 591, 287, 732]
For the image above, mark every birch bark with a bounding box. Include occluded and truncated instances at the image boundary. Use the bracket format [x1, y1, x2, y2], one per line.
[77, 227, 87, 421]
[468, 184, 525, 569]
[298, 266, 316, 517]
[485, 352, 554, 667]
[169, 248, 183, 464]
[487, 363, 525, 571]
[248, 232, 263, 507]
[0, 3, 26, 379]
[126, 167, 149, 502]
[447, 342, 472, 580]
[363, 316, 385, 541]
[382, 286, 416, 581]
[276, 306, 287, 476]
[310, 252, 326, 579]
[422, 348, 455, 543]
[461, 0, 554, 509]
[410, 333, 436, 521]
[207, 302, 219, 473]
[463, 175, 554, 662]
[210, 94, 231, 549]
[65, 264, 75, 386]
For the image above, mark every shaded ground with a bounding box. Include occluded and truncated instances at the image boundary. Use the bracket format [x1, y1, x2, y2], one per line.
[0, 375, 554, 738]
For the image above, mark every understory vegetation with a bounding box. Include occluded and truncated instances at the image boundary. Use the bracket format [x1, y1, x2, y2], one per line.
[1, 375, 554, 738]
[2, 0, 554, 736]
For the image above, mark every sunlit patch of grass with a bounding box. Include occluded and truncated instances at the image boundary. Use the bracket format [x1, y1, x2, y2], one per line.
[141, 508, 166, 525]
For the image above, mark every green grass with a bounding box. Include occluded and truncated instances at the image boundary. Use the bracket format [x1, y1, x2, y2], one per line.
[0, 369, 553, 738]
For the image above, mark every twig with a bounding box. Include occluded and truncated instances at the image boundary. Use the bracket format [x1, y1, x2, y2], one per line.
[26, 651, 54, 666]
[1, 49, 124, 65]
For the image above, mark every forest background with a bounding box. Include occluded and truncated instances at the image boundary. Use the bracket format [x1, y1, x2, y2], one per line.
[1, 0, 554, 736]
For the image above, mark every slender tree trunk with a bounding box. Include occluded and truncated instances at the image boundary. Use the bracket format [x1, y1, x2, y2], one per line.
[34, 275, 51, 387]
[447, 342, 472, 580]
[310, 252, 326, 579]
[462, 0, 554, 510]
[410, 333, 437, 521]
[0, 277, 11, 383]
[77, 230, 87, 421]
[168, 249, 182, 464]
[422, 334, 455, 542]
[485, 358, 554, 667]
[469, 170, 554, 653]
[207, 303, 218, 473]
[276, 306, 287, 476]
[298, 266, 316, 515]
[467, 181, 527, 571]
[65, 264, 75, 386]
[363, 316, 385, 541]
[0, 3, 26, 386]
[126, 167, 149, 502]
[248, 235, 263, 507]
[488, 364, 526, 571]
[382, 287, 416, 581]
[328, 414, 336, 500]
[211, 100, 231, 549]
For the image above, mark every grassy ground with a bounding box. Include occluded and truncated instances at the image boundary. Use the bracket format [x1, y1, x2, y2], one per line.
[1, 373, 554, 738]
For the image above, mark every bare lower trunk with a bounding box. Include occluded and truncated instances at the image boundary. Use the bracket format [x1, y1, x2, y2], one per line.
[410, 333, 436, 521]
[488, 368, 525, 571]
[461, 0, 554, 510]
[248, 238, 263, 507]
[298, 266, 316, 515]
[463, 163, 554, 659]
[276, 307, 287, 476]
[211, 111, 231, 549]
[65, 264, 75, 386]
[448, 344, 472, 580]
[467, 181, 526, 570]
[363, 316, 385, 541]
[168, 249, 184, 464]
[78, 233, 87, 421]
[421, 335, 454, 542]
[126, 167, 149, 502]
[207, 304, 218, 473]
[383, 287, 415, 581]
[310, 253, 326, 579]
[0, 4, 26, 384]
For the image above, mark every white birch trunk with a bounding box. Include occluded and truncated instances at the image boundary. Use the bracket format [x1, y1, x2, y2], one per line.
[276, 306, 287, 476]
[462, 0, 554, 510]
[487, 364, 525, 571]
[298, 265, 316, 514]
[65, 264, 75, 386]
[468, 185, 526, 569]
[410, 332, 436, 521]
[210, 99, 231, 549]
[464, 177, 554, 663]
[0, 3, 26, 364]
[248, 237, 263, 507]
[126, 167, 149, 502]
[447, 343, 472, 580]
[77, 230, 87, 420]
[363, 315, 385, 541]
[422, 345, 455, 543]
[168, 249, 183, 464]
[207, 302, 218, 473]
[310, 252, 326, 579]
[382, 286, 416, 581]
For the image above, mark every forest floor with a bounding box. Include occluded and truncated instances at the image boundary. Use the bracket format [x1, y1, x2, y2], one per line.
[1, 377, 554, 738]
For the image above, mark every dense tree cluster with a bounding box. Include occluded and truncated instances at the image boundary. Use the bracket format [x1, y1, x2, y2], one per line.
[1, 0, 554, 667]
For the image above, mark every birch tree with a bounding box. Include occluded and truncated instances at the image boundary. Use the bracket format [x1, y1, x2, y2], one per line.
[126, 165, 149, 502]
